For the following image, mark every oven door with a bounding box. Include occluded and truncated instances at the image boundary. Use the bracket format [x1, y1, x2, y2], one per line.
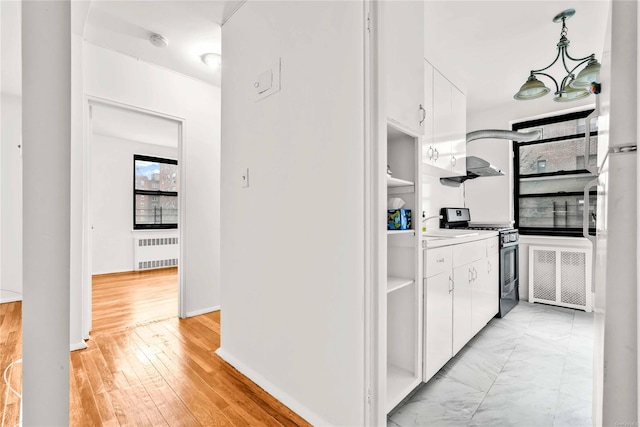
[498, 243, 519, 317]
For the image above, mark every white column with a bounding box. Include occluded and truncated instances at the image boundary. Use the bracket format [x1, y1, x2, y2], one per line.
[21, 1, 71, 425]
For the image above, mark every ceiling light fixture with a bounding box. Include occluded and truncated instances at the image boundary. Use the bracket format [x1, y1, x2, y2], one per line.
[201, 53, 222, 70]
[514, 9, 601, 102]
[149, 33, 169, 48]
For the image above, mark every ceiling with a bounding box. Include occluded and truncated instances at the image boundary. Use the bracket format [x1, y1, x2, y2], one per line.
[425, 1, 609, 113]
[3, 1, 610, 115]
[82, 1, 240, 87]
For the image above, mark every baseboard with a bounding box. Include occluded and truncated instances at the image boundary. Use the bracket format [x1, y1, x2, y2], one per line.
[215, 347, 330, 426]
[70, 340, 88, 351]
[186, 305, 220, 317]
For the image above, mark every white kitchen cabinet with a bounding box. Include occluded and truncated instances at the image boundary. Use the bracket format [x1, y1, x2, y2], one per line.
[422, 60, 434, 159]
[423, 234, 500, 379]
[452, 262, 473, 355]
[383, 1, 424, 136]
[431, 69, 453, 171]
[423, 65, 467, 177]
[423, 271, 453, 382]
[450, 85, 467, 176]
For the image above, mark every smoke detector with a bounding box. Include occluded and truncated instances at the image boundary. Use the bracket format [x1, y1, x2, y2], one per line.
[149, 33, 169, 48]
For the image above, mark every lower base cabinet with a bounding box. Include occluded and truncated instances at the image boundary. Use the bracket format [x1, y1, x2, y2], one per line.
[423, 272, 452, 382]
[452, 263, 473, 355]
[424, 236, 499, 382]
[472, 254, 499, 336]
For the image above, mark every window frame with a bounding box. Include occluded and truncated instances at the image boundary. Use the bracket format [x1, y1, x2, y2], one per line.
[513, 109, 597, 237]
[133, 154, 178, 230]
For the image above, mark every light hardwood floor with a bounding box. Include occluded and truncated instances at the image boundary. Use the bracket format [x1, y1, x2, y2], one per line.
[92, 268, 179, 333]
[0, 269, 309, 426]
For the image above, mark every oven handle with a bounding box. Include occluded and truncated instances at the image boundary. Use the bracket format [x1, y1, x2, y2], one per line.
[583, 177, 598, 293]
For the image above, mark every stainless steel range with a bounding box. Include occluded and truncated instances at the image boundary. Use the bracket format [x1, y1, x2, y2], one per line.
[439, 207, 520, 317]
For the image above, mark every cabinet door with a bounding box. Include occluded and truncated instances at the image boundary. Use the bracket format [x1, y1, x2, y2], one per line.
[424, 274, 453, 382]
[384, 1, 424, 136]
[432, 70, 453, 170]
[422, 60, 435, 164]
[471, 256, 500, 335]
[450, 86, 467, 177]
[452, 263, 472, 355]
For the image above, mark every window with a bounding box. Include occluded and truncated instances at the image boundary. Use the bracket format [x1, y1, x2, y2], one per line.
[513, 110, 597, 237]
[134, 154, 178, 229]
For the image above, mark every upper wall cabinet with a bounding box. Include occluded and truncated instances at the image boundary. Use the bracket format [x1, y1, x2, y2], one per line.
[423, 64, 467, 177]
[383, 1, 425, 136]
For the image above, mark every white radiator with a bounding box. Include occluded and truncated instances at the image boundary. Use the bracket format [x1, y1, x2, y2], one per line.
[133, 233, 179, 271]
[529, 245, 592, 312]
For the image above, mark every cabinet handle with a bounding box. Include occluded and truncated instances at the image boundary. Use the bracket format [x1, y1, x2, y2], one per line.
[449, 276, 454, 293]
[472, 267, 478, 281]
[436, 257, 445, 263]
[451, 156, 456, 166]
[468, 268, 473, 282]
[487, 260, 491, 273]
[419, 104, 426, 125]
[434, 148, 439, 161]
[427, 146, 434, 160]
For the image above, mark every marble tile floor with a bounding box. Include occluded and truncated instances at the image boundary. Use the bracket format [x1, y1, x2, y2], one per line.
[388, 302, 594, 427]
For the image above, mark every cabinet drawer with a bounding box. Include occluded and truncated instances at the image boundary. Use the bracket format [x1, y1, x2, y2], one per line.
[486, 237, 499, 257]
[452, 240, 485, 267]
[425, 246, 452, 278]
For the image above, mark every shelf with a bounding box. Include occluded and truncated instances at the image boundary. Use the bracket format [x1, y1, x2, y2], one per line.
[387, 176, 414, 188]
[386, 364, 420, 413]
[387, 229, 415, 236]
[387, 276, 414, 293]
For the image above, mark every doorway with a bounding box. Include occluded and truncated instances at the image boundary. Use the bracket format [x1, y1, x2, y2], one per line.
[84, 99, 185, 335]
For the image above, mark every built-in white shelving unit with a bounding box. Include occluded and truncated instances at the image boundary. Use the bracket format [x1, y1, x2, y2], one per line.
[385, 122, 422, 413]
[387, 276, 414, 293]
[387, 229, 415, 236]
[387, 176, 414, 187]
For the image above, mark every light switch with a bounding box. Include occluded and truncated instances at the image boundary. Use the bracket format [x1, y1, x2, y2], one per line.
[254, 58, 281, 102]
[241, 168, 249, 188]
[256, 69, 272, 94]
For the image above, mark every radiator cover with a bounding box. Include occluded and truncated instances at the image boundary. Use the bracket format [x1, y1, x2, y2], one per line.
[528, 245, 592, 311]
[133, 233, 179, 271]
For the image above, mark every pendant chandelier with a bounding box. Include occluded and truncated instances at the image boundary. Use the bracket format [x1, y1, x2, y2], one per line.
[514, 9, 601, 102]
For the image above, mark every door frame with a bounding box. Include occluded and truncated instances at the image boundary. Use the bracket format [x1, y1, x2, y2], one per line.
[363, 0, 386, 424]
[82, 96, 187, 339]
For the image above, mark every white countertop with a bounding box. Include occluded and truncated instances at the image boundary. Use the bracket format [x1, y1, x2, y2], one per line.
[422, 229, 498, 248]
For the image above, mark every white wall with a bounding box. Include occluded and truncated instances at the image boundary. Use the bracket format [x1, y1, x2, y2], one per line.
[220, 2, 365, 425]
[0, 93, 22, 303]
[421, 175, 464, 230]
[0, 0, 23, 304]
[22, 2, 71, 423]
[69, 41, 221, 345]
[91, 134, 178, 274]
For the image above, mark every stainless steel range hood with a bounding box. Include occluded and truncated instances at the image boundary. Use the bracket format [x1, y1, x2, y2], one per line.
[440, 129, 542, 187]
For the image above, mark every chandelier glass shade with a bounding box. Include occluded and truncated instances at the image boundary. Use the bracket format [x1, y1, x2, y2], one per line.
[514, 9, 601, 102]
